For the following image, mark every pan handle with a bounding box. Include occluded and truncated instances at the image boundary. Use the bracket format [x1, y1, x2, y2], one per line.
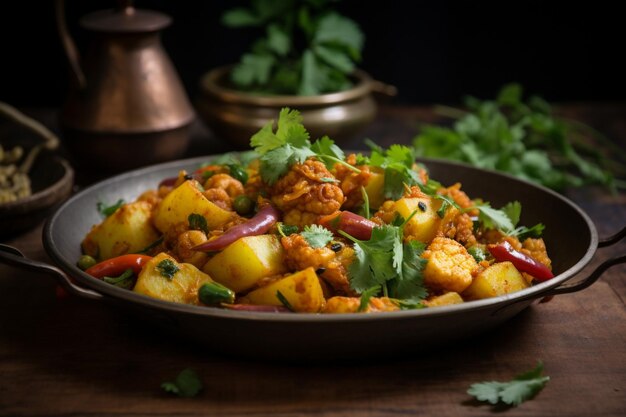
[0, 244, 103, 301]
[541, 225, 626, 297]
[494, 226, 626, 314]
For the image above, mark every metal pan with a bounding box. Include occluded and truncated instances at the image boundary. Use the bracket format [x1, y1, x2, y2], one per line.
[1, 156, 624, 361]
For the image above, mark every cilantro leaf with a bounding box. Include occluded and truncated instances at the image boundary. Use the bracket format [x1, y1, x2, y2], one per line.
[366, 143, 422, 200]
[511, 223, 545, 240]
[251, 108, 355, 184]
[300, 225, 333, 249]
[341, 225, 403, 293]
[501, 201, 522, 227]
[161, 368, 203, 398]
[468, 362, 550, 406]
[358, 285, 381, 312]
[156, 259, 179, 280]
[97, 199, 125, 217]
[277, 223, 299, 237]
[188, 213, 208, 234]
[311, 135, 345, 169]
[391, 240, 428, 301]
[473, 202, 515, 232]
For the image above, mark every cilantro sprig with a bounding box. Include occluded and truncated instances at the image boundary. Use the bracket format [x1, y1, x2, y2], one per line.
[161, 368, 203, 398]
[468, 362, 550, 407]
[339, 214, 428, 304]
[250, 108, 359, 184]
[362, 141, 423, 200]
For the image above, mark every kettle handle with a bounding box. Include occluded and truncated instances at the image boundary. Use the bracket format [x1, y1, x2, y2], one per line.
[55, 0, 86, 90]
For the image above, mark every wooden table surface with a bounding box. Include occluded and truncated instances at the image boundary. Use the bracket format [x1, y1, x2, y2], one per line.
[1, 105, 625, 416]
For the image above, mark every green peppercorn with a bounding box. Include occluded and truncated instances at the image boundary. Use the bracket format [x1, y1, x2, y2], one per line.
[233, 195, 254, 215]
[77, 255, 97, 270]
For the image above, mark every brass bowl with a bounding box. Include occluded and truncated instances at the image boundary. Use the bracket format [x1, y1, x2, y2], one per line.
[196, 66, 380, 148]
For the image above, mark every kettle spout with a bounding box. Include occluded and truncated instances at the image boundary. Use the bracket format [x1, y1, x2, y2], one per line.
[55, 0, 87, 90]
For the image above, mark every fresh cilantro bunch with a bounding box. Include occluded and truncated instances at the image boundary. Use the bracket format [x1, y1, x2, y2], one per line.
[468, 361, 550, 406]
[413, 84, 625, 192]
[222, 0, 364, 95]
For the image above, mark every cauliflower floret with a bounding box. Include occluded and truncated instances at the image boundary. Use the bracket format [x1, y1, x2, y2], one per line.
[281, 233, 355, 296]
[422, 237, 478, 293]
[270, 159, 344, 215]
[333, 153, 372, 210]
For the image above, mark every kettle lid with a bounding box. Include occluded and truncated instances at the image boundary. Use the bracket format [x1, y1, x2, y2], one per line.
[80, 0, 171, 33]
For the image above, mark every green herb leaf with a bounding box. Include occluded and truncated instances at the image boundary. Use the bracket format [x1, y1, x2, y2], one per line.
[266, 24, 290, 56]
[277, 223, 299, 237]
[311, 135, 345, 169]
[156, 259, 179, 280]
[161, 368, 203, 398]
[392, 240, 428, 301]
[223, 2, 363, 95]
[501, 201, 522, 227]
[473, 202, 515, 232]
[300, 224, 334, 249]
[510, 223, 545, 240]
[188, 213, 209, 234]
[342, 225, 403, 293]
[414, 84, 621, 191]
[276, 290, 294, 311]
[468, 362, 550, 406]
[97, 199, 125, 217]
[467, 246, 487, 263]
[358, 285, 381, 312]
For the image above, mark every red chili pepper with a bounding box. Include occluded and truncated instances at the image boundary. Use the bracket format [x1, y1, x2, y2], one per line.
[319, 211, 377, 241]
[85, 254, 153, 279]
[193, 204, 280, 252]
[487, 241, 554, 281]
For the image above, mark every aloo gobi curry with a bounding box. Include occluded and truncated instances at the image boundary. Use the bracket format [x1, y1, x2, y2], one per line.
[79, 109, 553, 313]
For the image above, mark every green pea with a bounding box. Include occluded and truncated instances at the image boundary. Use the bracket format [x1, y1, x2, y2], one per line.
[228, 164, 248, 185]
[233, 195, 254, 215]
[199, 282, 235, 306]
[77, 255, 97, 270]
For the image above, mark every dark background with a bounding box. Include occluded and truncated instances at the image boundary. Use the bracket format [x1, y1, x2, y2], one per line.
[1, 0, 624, 107]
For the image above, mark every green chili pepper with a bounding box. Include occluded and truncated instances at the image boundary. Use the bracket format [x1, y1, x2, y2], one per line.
[198, 282, 235, 305]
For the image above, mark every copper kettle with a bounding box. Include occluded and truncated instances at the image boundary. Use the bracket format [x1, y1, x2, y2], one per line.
[56, 0, 194, 172]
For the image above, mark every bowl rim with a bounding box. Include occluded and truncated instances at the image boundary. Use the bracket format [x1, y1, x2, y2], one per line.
[0, 156, 74, 212]
[199, 65, 374, 107]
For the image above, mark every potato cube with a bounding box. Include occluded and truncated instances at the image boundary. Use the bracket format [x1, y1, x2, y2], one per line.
[394, 197, 442, 243]
[153, 180, 232, 233]
[82, 201, 160, 261]
[240, 267, 325, 313]
[423, 292, 464, 308]
[202, 235, 287, 293]
[463, 261, 530, 300]
[422, 237, 477, 293]
[133, 252, 213, 305]
[363, 167, 385, 209]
